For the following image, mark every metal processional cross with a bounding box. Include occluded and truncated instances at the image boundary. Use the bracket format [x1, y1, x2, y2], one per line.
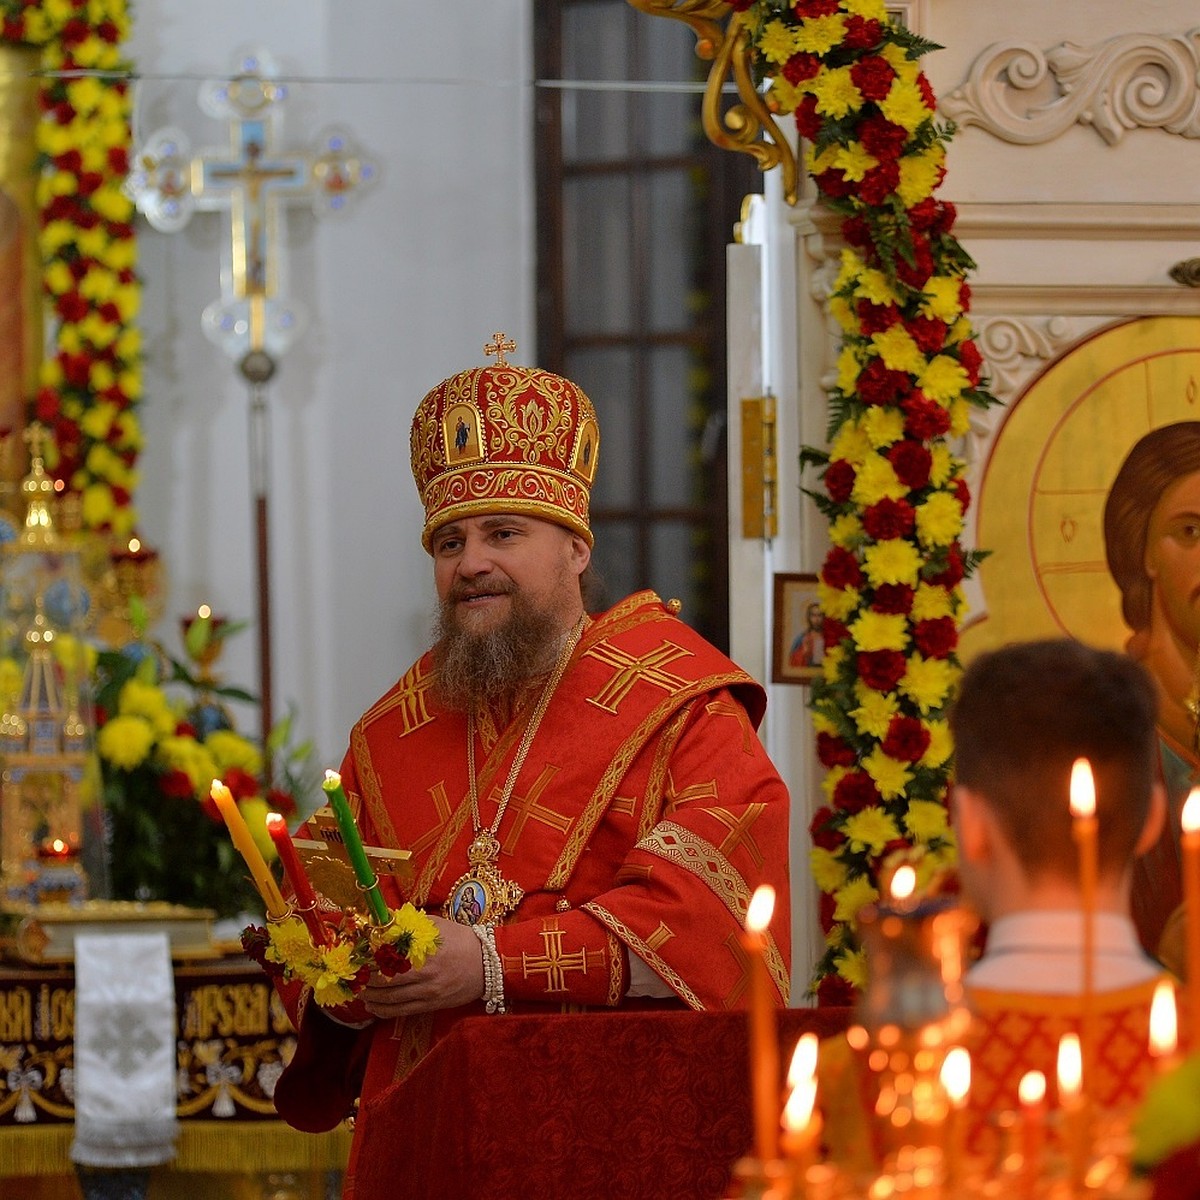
[127, 50, 378, 759]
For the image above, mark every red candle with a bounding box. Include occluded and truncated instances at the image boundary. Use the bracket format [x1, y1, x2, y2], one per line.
[744, 884, 780, 1164]
[1182, 789, 1200, 1053]
[265, 812, 331, 945]
[1018, 1070, 1046, 1200]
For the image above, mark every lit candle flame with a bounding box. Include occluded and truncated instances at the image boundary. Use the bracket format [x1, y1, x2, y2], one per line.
[890, 864, 917, 903]
[746, 884, 775, 934]
[1069, 758, 1095, 819]
[1149, 978, 1178, 1060]
[198, 603, 212, 620]
[783, 1076, 817, 1133]
[940, 1046, 970, 1106]
[1183, 788, 1200, 835]
[788, 1032, 818, 1088]
[1018, 1070, 1046, 1106]
[325, 768, 342, 788]
[1056, 1033, 1081, 1098]
[128, 536, 141, 554]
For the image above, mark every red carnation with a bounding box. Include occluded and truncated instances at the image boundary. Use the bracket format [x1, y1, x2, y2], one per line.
[35, 387, 60, 423]
[373, 944, 413, 978]
[894, 238, 935, 289]
[857, 301, 899, 335]
[159, 769, 195, 799]
[843, 15, 884, 51]
[97, 18, 120, 42]
[824, 458, 857, 503]
[859, 160, 900, 207]
[783, 53, 821, 86]
[817, 732, 857, 769]
[914, 616, 958, 659]
[833, 770, 882, 814]
[729, 0, 754, 9]
[795, 95, 823, 141]
[56, 148, 83, 174]
[175, 721, 197, 738]
[857, 357, 910, 407]
[842, 215, 872, 249]
[809, 805, 846, 851]
[958, 339, 984, 384]
[881, 715, 932, 762]
[57, 293, 89, 323]
[953, 476, 971, 511]
[107, 146, 130, 175]
[857, 649, 908, 692]
[2, 18, 23, 40]
[907, 197, 939, 231]
[926, 544, 965, 588]
[958, 279, 971, 308]
[223, 766, 260, 801]
[54, 101, 76, 125]
[908, 315, 947, 355]
[858, 114, 908, 160]
[818, 973, 855, 1006]
[200, 792, 223, 823]
[266, 786, 297, 818]
[822, 545, 864, 590]
[887, 440, 932, 489]
[822, 616, 849, 647]
[60, 17, 89, 45]
[871, 583, 914, 615]
[793, 0, 841, 16]
[815, 169, 854, 199]
[818, 890, 838, 935]
[77, 171, 103, 197]
[849, 56, 895, 102]
[862, 497, 916, 540]
[917, 72, 938, 111]
[901, 393, 951, 440]
[62, 352, 91, 388]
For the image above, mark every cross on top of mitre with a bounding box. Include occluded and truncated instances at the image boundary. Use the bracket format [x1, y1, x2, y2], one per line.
[125, 48, 379, 365]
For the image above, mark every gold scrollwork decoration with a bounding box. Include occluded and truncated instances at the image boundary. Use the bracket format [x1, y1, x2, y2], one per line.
[625, 1, 800, 204]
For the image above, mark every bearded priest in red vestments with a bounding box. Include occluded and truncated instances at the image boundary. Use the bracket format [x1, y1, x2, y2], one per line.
[271, 337, 791, 1196]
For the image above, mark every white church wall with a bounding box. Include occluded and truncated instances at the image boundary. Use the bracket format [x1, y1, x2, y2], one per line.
[127, 1, 535, 773]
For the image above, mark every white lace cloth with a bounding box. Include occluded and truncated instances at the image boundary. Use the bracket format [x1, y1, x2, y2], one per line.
[70, 932, 179, 1167]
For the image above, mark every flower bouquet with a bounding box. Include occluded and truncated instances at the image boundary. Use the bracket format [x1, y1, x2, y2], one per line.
[1132, 1052, 1200, 1199]
[241, 902, 440, 1009]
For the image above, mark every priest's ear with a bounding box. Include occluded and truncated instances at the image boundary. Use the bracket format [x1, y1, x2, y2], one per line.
[950, 783, 993, 866]
[1133, 781, 1167, 858]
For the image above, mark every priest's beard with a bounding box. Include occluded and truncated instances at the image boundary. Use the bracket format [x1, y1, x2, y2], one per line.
[432, 587, 569, 712]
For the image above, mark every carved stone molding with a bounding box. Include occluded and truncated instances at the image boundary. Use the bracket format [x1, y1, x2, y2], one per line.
[941, 30, 1200, 146]
[972, 315, 1081, 404]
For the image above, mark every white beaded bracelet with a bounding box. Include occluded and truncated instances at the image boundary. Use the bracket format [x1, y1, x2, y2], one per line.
[471, 922, 507, 1015]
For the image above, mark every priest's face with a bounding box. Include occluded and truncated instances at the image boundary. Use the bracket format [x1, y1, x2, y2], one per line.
[430, 513, 590, 707]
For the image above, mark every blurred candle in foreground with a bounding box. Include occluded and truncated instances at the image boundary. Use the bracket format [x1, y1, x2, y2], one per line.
[745, 884, 780, 1163]
[1057, 1032, 1087, 1191]
[782, 1034, 820, 1183]
[1018, 1070, 1046, 1200]
[1183, 789, 1200, 1053]
[1069, 758, 1098, 1087]
[1148, 977, 1179, 1069]
[211, 779, 287, 918]
[940, 1046, 970, 1193]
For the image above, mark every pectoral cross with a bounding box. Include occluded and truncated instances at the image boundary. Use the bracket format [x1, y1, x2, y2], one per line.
[126, 51, 377, 757]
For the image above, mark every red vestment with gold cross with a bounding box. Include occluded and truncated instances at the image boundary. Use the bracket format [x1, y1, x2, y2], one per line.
[273, 590, 791, 1191]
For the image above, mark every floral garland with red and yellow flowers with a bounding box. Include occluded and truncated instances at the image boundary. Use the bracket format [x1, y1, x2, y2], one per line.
[729, 0, 999, 1001]
[0, 0, 141, 538]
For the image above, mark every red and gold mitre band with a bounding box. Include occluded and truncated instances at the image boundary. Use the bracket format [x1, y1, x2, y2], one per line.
[410, 351, 600, 551]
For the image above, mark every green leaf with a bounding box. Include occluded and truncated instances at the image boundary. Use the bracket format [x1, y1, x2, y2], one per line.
[184, 614, 212, 660]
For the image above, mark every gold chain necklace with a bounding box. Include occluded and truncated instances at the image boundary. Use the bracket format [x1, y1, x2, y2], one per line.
[445, 613, 587, 925]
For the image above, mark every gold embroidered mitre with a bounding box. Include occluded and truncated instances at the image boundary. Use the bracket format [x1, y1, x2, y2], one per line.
[409, 334, 601, 550]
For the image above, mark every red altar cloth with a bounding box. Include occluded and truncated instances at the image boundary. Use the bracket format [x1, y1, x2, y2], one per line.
[353, 1007, 852, 1200]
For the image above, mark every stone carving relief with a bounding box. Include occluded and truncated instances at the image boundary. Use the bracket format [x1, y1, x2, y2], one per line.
[941, 30, 1200, 145]
[972, 315, 1081, 404]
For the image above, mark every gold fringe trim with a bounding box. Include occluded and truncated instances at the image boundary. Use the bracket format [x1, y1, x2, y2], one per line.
[0, 1120, 352, 1177]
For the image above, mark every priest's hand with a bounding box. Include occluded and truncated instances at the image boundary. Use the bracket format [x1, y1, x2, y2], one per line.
[360, 915, 485, 1018]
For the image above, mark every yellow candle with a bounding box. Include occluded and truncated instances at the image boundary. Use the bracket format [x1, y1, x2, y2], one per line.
[1057, 1032, 1087, 1193]
[1069, 758, 1098, 1088]
[1149, 977, 1179, 1070]
[1183, 789, 1200, 1053]
[211, 778, 287, 918]
[940, 1046, 970, 1194]
[744, 884, 780, 1164]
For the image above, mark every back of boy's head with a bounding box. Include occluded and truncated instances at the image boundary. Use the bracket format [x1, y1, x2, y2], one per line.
[950, 638, 1158, 880]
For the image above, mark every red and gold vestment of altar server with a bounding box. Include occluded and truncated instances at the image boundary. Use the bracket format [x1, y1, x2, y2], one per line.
[818, 978, 1169, 1175]
[273, 591, 791, 1167]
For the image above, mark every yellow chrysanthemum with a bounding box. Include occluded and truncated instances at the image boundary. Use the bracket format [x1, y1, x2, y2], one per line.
[918, 355, 970, 403]
[796, 16, 849, 57]
[850, 611, 909, 653]
[915, 491, 963, 547]
[911, 583, 955, 621]
[872, 326, 926, 374]
[822, 643, 847, 682]
[863, 539, 923, 587]
[829, 513, 864, 548]
[836, 345, 862, 393]
[835, 946, 869, 990]
[811, 709, 837, 736]
[900, 654, 959, 714]
[311, 943, 360, 1007]
[829, 421, 872, 467]
[266, 917, 313, 967]
[920, 277, 965, 322]
[807, 143, 840, 177]
[817, 582, 860, 622]
[843, 806, 902, 854]
[810, 846, 849, 894]
[879, 77, 931, 134]
[97, 714, 156, 771]
[157, 735, 219, 797]
[861, 405, 905, 449]
[929, 444, 954, 488]
[757, 19, 801, 65]
[833, 873, 879, 922]
[239, 796, 277, 864]
[863, 746, 913, 800]
[378, 902, 441, 971]
[829, 294, 858, 334]
[844, 0, 887, 18]
[949, 396, 973, 437]
[851, 687, 899, 738]
[835, 247, 865, 291]
[897, 146, 946, 208]
[920, 720, 954, 769]
[851, 455, 908, 506]
[767, 76, 805, 117]
[53, 633, 98, 680]
[854, 268, 900, 307]
[205, 729, 264, 777]
[834, 142, 877, 182]
[117, 678, 177, 736]
[904, 798, 951, 842]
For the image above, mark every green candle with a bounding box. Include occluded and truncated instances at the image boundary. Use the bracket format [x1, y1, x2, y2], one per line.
[322, 769, 390, 924]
